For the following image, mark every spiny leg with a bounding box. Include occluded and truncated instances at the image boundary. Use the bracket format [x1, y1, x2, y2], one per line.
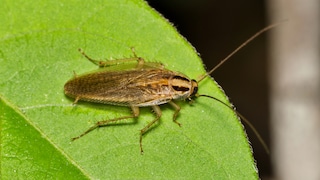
[143, 62, 165, 69]
[139, 105, 162, 154]
[72, 71, 78, 78]
[169, 101, 182, 127]
[72, 106, 140, 141]
[78, 48, 145, 67]
[72, 96, 80, 105]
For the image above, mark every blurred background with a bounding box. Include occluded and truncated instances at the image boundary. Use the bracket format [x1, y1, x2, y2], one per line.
[146, 0, 320, 179]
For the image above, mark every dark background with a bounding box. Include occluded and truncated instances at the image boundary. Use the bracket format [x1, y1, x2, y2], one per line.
[146, 0, 271, 177]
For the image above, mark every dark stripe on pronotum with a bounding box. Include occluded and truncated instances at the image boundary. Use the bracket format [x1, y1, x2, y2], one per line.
[172, 86, 190, 92]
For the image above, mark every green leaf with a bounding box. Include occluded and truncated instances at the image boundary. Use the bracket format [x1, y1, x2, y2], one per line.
[0, 0, 258, 179]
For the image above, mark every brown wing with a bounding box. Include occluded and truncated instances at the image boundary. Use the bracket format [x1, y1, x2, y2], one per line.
[64, 67, 184, 106]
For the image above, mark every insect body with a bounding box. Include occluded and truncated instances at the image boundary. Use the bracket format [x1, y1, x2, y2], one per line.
[65, 24, 278, 153]
[64, 56, 198, 108]
[65, 49, 198, 153]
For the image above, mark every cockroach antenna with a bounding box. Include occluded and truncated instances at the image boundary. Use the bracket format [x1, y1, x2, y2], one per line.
[196, 22, 284, 154]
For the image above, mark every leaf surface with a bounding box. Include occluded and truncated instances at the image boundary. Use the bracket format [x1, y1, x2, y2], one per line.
[0, 0, 258, 179]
